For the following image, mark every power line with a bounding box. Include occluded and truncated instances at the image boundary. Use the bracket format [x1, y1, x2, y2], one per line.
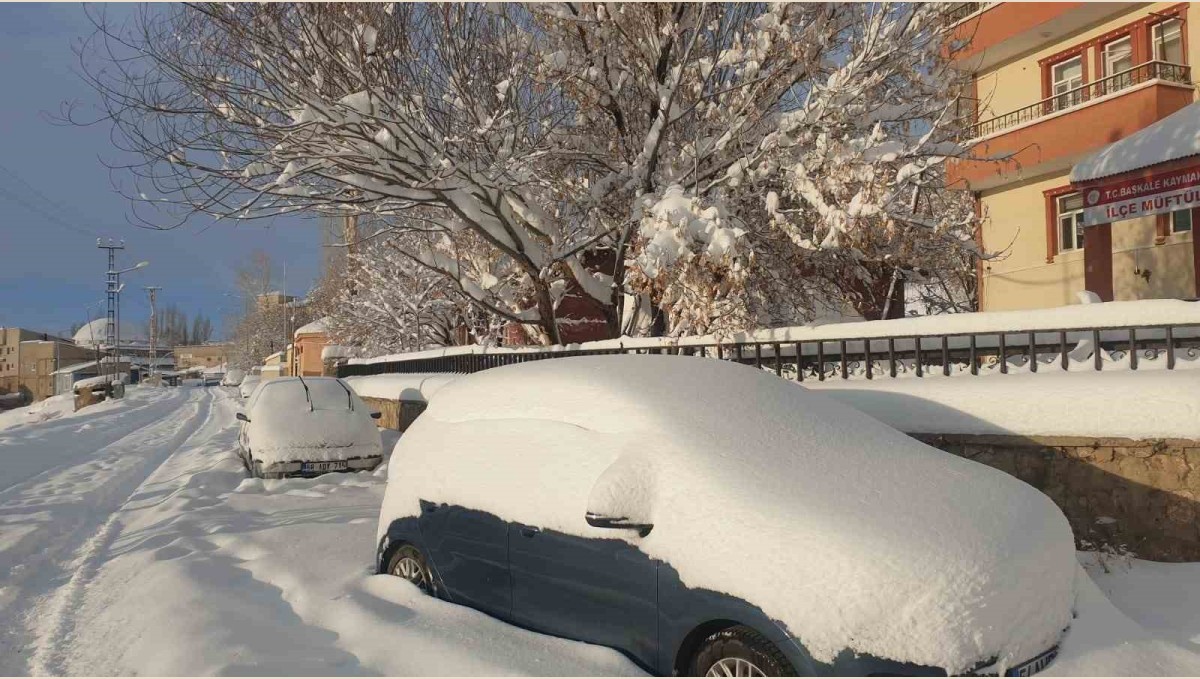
[0, 162, 107, 239]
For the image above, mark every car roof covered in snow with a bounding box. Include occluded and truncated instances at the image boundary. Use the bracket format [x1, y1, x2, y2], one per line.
[386, 355, 1076, 674]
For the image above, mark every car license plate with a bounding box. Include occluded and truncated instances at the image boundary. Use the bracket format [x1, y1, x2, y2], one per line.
[1006, 648, 1057, 677]
[302, 461, 348, 473]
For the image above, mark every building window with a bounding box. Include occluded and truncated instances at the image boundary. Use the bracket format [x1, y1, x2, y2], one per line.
[1103, 35, 1134, 76]
[1171, 208, 1193, 233]
[1152, 18, 1184, 64]
[1051, 56, 1084, 111]
[1058, 193, 1085, 252]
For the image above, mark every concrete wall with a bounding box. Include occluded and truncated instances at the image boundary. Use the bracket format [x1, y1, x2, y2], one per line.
[914, 433, 1200, 561]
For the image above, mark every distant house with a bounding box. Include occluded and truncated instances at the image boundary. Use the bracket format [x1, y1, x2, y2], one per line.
[292, 317, 332, 377]
[1, 327, 96, 404]
[175, 344, 230, 370]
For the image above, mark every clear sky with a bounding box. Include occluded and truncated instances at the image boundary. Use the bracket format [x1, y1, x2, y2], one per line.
[0, 3, 324, 340]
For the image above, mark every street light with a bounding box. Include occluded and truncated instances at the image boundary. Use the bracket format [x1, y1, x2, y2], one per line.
[112, 261, 149, 382]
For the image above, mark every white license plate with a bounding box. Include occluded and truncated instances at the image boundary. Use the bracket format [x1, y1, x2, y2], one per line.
[1006, 648, 1057, 677]
[302, 461, 348, 473]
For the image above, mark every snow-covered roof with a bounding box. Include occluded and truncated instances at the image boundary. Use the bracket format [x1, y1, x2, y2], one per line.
[321, 344, 352, 360]
[73, 318, 148, 348]
[1071, 101, 1200, 183]
[51, 360, 101, 376]
[294, 317, 330, 337]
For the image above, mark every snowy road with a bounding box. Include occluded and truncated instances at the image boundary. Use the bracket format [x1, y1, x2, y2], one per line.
[1, 386, 1199, 676]
[0, 387, 639, 676]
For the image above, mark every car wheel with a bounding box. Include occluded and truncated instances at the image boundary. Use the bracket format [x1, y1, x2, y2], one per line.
[690, 625, 795, 677]
[386, 544, 436, 595]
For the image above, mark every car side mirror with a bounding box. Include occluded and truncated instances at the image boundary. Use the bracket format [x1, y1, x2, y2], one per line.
[370, 411, 382, 420]
[586, 452, 655, 537]
[236, 412, 250, 423]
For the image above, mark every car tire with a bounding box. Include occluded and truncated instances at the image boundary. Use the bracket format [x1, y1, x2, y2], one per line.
[689, 625, 796, 677]
[385, 544, 437, 596]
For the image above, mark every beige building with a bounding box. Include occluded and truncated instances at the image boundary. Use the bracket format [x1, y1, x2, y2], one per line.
[951, 2, 1199, 310]
[0, 328, 96, 404]
[291, 318, 331, 377]
[174, 344, 230, 370]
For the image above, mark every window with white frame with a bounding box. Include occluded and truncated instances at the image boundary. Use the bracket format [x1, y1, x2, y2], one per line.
[1051, 56, 1084, 110]
[1171, 208, 1193, 233]
[1058, 193, 1085, 252]
[1152, 18, 1184, 64]
[1103, 36, 1133, 76]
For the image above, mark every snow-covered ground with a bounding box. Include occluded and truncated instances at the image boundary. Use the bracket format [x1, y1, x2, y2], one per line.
[0, 385, 1198, 675]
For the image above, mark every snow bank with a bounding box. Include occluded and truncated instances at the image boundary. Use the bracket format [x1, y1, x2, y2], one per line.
[382, 356, 1077, 673]
[1045, 562, 1200, 675]
[348, 299, 1200, 365]
[807, 370, 1200, 439]
[342, 373, 459, 401]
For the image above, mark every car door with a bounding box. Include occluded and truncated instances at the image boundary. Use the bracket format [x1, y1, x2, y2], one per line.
[418, 500, 512, 620]
[508, 525, 659, 670]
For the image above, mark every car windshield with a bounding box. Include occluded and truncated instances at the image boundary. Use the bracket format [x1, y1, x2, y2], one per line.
[304, 378, 353, 411]
[254, 379, 352, 413]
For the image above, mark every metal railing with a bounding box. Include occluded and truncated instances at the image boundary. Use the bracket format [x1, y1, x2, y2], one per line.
[969, 61, 1191, 139]
[942, 2, 987, 25]
[338, 321, 1200, 381]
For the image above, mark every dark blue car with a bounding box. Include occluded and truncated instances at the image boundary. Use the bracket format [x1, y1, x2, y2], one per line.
[374, 357, 1074, 676]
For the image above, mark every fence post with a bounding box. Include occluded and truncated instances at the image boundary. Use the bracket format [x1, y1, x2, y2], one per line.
[969, 334, 977, 375]
[1028, 331, 1036, 373]
[1166, 326, 1175, 370]
[1093, 329, 1102, 371]
[864, 339, 872, 380]
[999, 333, 1007, 374]
[794, 342, 803, 382]
[888, 337, 896, 378]
[817, 341, 825, 381]
[941, 336, 950, 376]
[914, 337, 922, 377]
[839, 340, 848, 379]
[1060, 331, 1068, 371]
[1129, 328, 1137, 370]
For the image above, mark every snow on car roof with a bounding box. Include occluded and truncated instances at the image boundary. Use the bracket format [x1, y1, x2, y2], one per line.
[385, 355, 1075, 674]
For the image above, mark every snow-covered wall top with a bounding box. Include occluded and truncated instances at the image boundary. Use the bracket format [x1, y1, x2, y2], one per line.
[293, 317, 330, 337]
[348, 299, 1200, 365]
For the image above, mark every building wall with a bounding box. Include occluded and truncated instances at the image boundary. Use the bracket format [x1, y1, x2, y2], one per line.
[972, 2, 1199, 311]
[175, 344, 230, 370]
[293, 333, 329, 377]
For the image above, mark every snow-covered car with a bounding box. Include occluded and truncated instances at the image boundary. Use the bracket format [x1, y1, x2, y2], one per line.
[238, 375, 262, 399]
[221, 368, 246, 387]
[236, 376, 383, 478]
[376, 356, 1075, 677]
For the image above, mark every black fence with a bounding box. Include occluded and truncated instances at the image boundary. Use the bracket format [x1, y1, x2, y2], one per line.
[339, 321, 1200, 382]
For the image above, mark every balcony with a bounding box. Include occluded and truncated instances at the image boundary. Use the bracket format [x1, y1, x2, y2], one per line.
[949, 61, 1195, 191]
[970, 61, 1191, 138]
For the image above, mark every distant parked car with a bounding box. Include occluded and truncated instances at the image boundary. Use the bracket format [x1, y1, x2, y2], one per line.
[238, 375, 262, 399]
[375, 356, 1074, 677]
[236, 376, 383, 478]
[221, 368, 246, 387]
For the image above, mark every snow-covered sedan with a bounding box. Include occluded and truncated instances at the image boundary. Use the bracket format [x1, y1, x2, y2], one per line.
[376, 356, 1075, 677]
[238, 375, 262, 399]
[236, 376, 383, 478]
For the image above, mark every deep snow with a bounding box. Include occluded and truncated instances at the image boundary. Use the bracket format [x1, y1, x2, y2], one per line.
[0, 383, 1198, 675]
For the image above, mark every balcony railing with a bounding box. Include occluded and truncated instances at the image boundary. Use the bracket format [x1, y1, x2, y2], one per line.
[942, 2, 987, 25]
[968, 60, 1191, 139]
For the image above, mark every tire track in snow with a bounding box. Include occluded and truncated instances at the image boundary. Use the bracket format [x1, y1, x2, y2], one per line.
[0, 388, 192, 502]
[0, 388, 215, 675]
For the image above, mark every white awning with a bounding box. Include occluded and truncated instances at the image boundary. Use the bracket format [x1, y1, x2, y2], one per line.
[1071, 100, 1200, 184]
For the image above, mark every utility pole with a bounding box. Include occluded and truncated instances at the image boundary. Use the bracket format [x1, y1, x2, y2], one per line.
[97, 239, 125, 381]
[144, 286, 162, 380]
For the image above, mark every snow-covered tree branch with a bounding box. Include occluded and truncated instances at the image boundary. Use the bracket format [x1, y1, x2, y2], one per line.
[74, 2, 984, 343]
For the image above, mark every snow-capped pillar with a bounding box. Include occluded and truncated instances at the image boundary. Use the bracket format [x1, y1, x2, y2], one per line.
[1083, 222, 1114, 302]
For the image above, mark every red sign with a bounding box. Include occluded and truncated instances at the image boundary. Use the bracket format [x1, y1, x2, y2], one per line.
[1082, 163, 1200, 224]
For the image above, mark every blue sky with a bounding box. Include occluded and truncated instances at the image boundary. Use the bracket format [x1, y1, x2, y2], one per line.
[0, 3, 324, 339]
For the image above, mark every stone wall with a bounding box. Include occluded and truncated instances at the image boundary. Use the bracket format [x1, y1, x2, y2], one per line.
[912, 433, 1200, 562]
